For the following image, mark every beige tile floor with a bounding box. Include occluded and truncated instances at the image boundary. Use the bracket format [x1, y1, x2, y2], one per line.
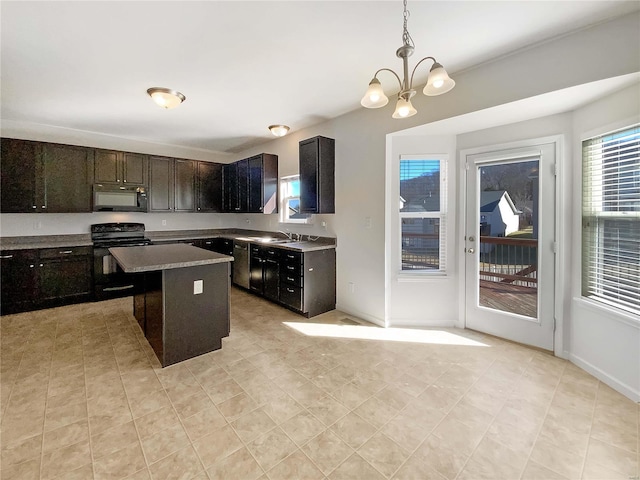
[1, 288, 638, 480]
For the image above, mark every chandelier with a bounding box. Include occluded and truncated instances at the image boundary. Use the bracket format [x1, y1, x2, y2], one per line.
[360, 0, 455, 119]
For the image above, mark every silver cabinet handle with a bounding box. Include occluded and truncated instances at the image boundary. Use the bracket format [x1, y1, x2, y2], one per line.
[42, 206, 46, 209]
[32, 205, 37, 209]
[60, 250, 73, 254]
[0, 254, 14, 259]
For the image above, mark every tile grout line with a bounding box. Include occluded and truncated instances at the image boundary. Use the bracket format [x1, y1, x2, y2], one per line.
[0, 312, 33, 474]
[39, 311, 60, 480]
[515, 356, 569, 480]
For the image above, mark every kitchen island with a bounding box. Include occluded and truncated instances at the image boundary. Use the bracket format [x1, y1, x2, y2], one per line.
[109, 243, 233, 367]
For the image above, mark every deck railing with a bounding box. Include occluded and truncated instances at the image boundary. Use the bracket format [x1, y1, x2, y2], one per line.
[479, 236, 538, 287]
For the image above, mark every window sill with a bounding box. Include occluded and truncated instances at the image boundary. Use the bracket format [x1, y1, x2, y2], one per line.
[574, 296, 640, 329]
[397, 272, 447, 282]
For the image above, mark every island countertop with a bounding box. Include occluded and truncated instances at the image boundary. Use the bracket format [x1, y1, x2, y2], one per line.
[110, 243, 233, 273]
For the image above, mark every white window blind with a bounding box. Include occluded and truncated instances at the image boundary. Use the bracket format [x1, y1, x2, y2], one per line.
[399, 156, 447, 273]
[582, 124, 640, 315]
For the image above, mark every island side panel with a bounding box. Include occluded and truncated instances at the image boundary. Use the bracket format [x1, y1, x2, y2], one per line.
[162, 263, 230, 367]
[144, 271, 164, 364]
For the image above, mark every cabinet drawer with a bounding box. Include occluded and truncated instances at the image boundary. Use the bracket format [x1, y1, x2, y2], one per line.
[281, 251, 302, 264]
[281, 262, 303, 278]
[281, 271, 302, 288]
[280, 284, 302, 311]
[39, 246, 92, 259]
[263, 247, 280, 259]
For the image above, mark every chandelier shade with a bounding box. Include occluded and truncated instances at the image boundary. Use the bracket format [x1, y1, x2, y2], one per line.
[361, 78, 389, 108]
[423, 63, 456, 96]
[392, 96, 417, 119]
[361, 0, 454, 119]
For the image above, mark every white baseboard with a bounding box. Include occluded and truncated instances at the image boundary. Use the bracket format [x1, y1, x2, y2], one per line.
[388, 318, 457, 328]
[335, 303, 385, 327]
[569, 353, 640, 403]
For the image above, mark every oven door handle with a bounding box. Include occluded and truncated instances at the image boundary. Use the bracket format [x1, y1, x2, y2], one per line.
[103, 285, 135, 292]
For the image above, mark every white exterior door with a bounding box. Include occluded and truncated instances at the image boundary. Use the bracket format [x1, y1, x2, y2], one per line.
[464, 143, 556, 350]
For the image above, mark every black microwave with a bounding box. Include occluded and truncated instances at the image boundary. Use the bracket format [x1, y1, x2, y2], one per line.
[93, 184, 148, 212]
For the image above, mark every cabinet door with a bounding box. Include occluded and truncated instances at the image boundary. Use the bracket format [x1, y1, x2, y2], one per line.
[263, 258, 279, 301]
[237, 159, 249, 213]
[42, 144, 93, 213]
[0, 138, 39, 212]
[123, 153, 147, 185]
[39, 256, 92, 302]
[175, 159, 196, 212]
[223, 163, 237, 212]
[94, 149, 120, 184]
[149, 156, 174, 211]
[248, 156, 264, 213]
[300, 136, 335, 214]
[197, 162, 223, 212]
[299, 138, 319, 213]
[0, 250, 38, 314]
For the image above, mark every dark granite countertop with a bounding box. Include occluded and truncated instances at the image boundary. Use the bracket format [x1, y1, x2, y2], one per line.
[110, 244, 233, 273]
[0, 234, 93, 251]
[1, 229, 336, 253]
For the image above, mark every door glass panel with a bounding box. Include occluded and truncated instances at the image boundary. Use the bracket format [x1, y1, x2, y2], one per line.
[478, 160, 539, 318]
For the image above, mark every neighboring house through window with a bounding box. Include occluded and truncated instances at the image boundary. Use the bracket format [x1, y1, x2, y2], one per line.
[399, 155, 447, 273]
[582, 124, 640, 315]
[280, 175, 310, 223]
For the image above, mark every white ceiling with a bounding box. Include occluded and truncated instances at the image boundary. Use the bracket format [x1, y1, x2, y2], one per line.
[2, 1, 639, 154]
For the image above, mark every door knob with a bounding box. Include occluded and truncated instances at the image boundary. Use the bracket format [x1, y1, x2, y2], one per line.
[468, 248, 475, 254]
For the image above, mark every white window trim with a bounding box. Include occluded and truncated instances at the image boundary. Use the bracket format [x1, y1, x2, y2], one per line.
[397, 154, 448, 278]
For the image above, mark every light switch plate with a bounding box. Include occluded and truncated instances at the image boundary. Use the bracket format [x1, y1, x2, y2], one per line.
[193, 280, 203, 295]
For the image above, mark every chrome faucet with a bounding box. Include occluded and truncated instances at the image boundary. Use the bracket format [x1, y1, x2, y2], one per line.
[277, 230, 293, 240]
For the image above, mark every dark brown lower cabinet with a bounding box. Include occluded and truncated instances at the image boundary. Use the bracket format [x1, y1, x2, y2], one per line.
[0, 250, 38, 314]
[0, 247, 93, 314]
[278, 248, 336, 317]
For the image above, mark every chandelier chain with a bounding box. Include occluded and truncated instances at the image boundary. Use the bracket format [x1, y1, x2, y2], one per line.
[402, 0, 414, 48]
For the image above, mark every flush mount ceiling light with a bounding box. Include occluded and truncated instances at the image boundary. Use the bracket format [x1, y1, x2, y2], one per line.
[147, 87, 186, 109]
[268, 125, 290, 137]
[361, 0, 455, 119]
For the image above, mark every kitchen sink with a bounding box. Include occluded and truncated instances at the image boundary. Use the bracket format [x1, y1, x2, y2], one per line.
[236, 236, 292, 244]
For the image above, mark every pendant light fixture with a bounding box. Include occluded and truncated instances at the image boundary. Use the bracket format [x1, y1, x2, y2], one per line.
[361, 0, 455, 118]
[147, 87, 186, 109]
[268, 125, 290, 137]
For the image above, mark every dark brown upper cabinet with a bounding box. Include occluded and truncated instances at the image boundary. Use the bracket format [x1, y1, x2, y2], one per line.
[1, 138, 40, 213]
[0, 139, 93, 213]
[223, 159, 249, 213]
[149, 156, 174, 212]
[174, 159, 196, 212]
[149, 156, 197, 213]
[42, 143, 94, 213]
[197, 161, 223, 212]
[223, 154, 278, 214]
[249, 154, 278, 214]
[94, 149, 147, 185]
[299, 136, 335, 214]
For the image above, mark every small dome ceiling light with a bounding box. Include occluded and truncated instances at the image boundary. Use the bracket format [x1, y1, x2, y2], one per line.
[147, 87, 186, 109]
[268, 125, 290, 137]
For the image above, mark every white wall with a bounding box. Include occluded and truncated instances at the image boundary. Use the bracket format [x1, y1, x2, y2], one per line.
[569, 85, 640, 401]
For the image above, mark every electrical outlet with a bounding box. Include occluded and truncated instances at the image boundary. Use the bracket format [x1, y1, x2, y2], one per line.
[161, 219, 167, 226]
[348, 282, 355, 294]
[193, 280, 203, 295]
[364, 217, 372, 229]
[33, 221, 42, 230]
